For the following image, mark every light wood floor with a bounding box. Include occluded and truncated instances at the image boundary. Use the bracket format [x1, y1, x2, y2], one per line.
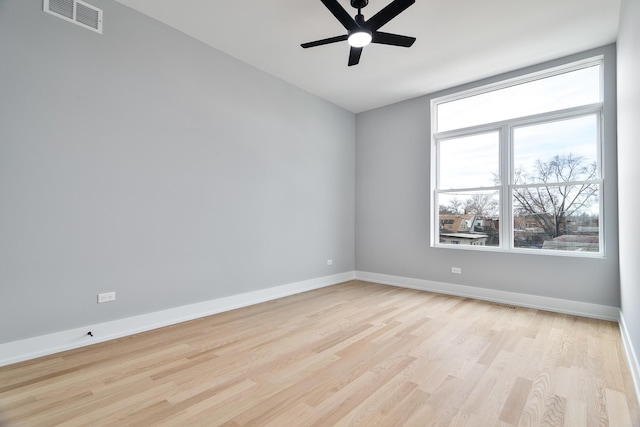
[1, 281, 638, 426]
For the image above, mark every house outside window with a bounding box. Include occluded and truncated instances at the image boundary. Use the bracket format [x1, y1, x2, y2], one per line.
[431, 57, 604, 256]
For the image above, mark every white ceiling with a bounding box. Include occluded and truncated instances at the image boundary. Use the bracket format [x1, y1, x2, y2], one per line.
[114, 0, 621, 113]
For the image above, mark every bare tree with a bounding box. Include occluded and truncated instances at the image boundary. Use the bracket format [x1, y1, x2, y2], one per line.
[440, 194, 498, 216]
[464, 194, 498, 217]
[512, 154, 598, 238]
[439, 198, 464, 214]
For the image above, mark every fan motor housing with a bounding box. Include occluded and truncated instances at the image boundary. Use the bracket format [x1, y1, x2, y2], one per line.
[351, 0, 368, 9]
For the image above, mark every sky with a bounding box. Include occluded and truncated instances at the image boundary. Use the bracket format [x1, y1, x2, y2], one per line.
[514, 115, 598, 183]
[436, 64, 601, 191]
[437, 65, 601, 132]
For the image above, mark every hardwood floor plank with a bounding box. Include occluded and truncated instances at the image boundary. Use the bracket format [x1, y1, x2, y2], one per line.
[606, 388, 634, 427]
[373, 388, 430, 427]
[564, 398, 587, 427]
[518, 373, 551, 427]
[346, 378, 419, 426]
[540, 394, 566, 426]
[0, 281, 638, 426]
[499, 376, 533, 425]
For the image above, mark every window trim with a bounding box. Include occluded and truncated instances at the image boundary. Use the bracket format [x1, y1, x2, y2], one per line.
[430, 57, 605, 257]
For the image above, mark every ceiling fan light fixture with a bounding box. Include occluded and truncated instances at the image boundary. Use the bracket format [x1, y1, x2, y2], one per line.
[301, 0, 416, 66]
[348, 30, 372, 47]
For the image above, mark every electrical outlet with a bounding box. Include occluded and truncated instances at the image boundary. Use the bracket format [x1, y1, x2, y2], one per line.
[451, 267, 462, 274]
[327, 259, 333, 266]
[97, 291, 116, 303]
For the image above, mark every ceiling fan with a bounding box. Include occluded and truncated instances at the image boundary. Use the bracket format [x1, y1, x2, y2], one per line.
[301, 0, 416, 66]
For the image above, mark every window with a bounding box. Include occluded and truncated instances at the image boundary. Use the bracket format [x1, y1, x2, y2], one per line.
[432, 58, 603, 256]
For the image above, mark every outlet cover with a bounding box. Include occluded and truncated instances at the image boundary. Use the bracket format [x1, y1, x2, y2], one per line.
[97, 291, 116, 303]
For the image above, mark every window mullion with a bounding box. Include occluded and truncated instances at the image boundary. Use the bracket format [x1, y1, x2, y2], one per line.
[501, 124, 511, 250]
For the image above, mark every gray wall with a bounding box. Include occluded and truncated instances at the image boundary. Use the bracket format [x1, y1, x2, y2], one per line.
[356, 45, 620, 307]
[0, 0, 355, 343]
[618, 0, 640, 368]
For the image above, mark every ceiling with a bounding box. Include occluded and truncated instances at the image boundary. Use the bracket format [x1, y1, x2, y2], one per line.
[114, 0, 621, 113]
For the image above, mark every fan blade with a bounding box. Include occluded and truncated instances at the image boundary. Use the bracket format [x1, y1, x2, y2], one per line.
[372, 31, 416, 47]
[348, 46, 363, 66]
[301, 35, 348, 48]
[366, 0, 415, 31]
[320, 0, 358, 32]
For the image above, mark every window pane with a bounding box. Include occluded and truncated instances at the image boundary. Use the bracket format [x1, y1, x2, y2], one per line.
[512, 185, 599, 252]
[439, 132, 499, 189]
[513, 115, 598, 185]
[438, 191, 500, 247]
[437, 65, 600, 132]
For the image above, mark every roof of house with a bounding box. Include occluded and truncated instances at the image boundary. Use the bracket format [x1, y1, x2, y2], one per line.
[439, 214, 475, 233]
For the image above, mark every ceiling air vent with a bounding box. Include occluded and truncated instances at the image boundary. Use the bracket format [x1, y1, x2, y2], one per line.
[43, 0, 103, 34]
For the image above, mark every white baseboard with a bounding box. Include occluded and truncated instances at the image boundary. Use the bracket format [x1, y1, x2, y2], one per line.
[0, 271, 623, 368]
[0, 272, 356, 367]
[355, 271, 620, 321]
[619, 311, 640, 408]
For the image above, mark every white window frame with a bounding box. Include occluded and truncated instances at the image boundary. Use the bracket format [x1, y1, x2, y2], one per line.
[431, 56, 605, 257]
